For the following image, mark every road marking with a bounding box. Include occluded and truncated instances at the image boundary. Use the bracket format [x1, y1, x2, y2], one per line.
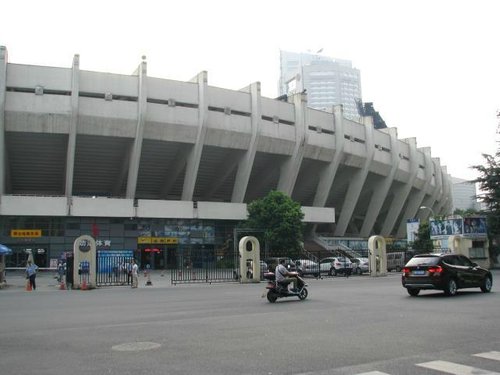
[112, 341, 161, 351]
[416, 360, 500, 374]
[356, 372, 391, 375]
[474, 351, 500, 361]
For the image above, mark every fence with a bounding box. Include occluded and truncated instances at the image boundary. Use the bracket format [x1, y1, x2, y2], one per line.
[96, 255, 134, 286]
[170, 246, 239, 285]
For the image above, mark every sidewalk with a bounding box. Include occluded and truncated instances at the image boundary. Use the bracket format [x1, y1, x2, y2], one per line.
[1, 269, 173, 291]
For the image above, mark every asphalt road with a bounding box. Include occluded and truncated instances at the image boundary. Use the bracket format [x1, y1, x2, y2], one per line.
[1, 270, 499, 375]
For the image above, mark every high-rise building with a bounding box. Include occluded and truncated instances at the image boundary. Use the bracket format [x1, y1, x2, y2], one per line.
[451, 177, 481, 211]
[279, 50, 362, 119]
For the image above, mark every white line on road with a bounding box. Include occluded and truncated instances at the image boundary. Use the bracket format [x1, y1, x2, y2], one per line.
[416, 360, 500, 375]
[474, 351, 500, 361]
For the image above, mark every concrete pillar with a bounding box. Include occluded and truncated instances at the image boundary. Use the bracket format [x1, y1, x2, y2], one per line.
[239, 236, 260, 283]
[313, 105, 344, 207]
[418, 157, 443, 219]
[65, 54, 80, 213]
[436, 169, 452, 215]
[231, 82, 261, 203]
[73, 235, 97, 289]
[368, 235, 387, 277]
[381, 137, 419, 236]
[396, 147, 433, 237]
[182, 71, 208, 201]
[0, 46, 7, 198]
[360, 127, 400, 237]
[126, 56, 147, 199]
[445, 173, 453, 214]
[277, 92, 307, 195]
[334, 115, 376, 236]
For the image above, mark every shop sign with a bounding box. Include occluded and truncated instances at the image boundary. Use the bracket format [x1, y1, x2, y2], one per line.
[138, 236, 178, 244]
[96, 240, 112, 247]
[11, 229, 42, 238]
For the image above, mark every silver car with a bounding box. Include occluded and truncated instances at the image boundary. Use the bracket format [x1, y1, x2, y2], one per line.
[351, 257, 369, 275]
[295, 259, 319, 277]
[319, 257, 353, 276]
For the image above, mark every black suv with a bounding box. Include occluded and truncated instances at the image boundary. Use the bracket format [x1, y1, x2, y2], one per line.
[402, 253, 492, 297]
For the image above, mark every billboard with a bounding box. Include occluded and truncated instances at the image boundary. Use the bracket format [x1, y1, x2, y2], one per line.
[430, 216, 487, 239]
[430, 218, 463, 238]
[406, 218, 420, 243]
[463, 217, 487, 237]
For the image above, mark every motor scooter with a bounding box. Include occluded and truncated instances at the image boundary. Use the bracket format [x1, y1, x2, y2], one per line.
[262, 271, 308, 303]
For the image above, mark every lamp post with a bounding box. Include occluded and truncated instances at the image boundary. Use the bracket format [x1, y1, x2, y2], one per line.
[419, 206, 435, 218]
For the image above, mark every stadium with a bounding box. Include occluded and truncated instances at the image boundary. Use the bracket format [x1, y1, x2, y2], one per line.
[0, 46, 452, 270]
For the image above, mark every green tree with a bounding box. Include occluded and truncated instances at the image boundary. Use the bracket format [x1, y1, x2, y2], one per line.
[472, 151, 500, 261]
[412, 221, 433, 253]
[244, 191, 305, 256]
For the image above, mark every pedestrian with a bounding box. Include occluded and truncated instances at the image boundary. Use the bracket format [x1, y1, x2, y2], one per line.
[57, 260, 65, 283]
[25, 260, 39, 290]
[131, 259, 139, 288]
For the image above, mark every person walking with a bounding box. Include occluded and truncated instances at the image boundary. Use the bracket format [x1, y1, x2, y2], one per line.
[131, 259, 139, 288]
[25, 260, 39, 290]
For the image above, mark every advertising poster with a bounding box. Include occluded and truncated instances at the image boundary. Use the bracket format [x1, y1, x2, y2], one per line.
[406, 218, 420, 243]
[463, 217, 487, 236]
[430, 218, 463, 238]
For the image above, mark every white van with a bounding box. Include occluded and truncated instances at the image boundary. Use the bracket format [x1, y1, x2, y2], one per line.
[386, 252, 405, 272]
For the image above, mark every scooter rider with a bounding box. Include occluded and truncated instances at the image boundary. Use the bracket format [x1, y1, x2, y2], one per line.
[275, 258, 298, 292]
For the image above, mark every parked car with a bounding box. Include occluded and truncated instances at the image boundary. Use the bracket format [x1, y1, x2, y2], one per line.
[387, 252, 405, 272]
[295, 259, 319, 277]
[351, 257, 369, 275]
[319, 257, 352, 276]
[401, 253, 493, 297]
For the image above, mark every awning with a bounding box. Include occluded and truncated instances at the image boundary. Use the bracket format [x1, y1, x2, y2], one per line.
[0, 244, 12, 255]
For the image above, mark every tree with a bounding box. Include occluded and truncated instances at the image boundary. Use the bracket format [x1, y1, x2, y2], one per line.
[244, 191, 305, 256]
[472, 151, 500, 261]
[473, 151, 500, 215]
[412, 221, 433, 253]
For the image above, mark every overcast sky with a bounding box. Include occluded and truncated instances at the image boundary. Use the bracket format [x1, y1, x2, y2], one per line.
[2, 0, 499, 181]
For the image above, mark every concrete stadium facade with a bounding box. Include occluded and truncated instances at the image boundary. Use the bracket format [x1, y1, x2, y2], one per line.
[0, 46, 452, 245]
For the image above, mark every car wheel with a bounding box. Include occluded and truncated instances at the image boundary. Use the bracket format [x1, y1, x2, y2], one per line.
[298, 288, 308, 300]
[444, 278, 458, 296]
[329, 268, 337, 276]
[480, 276, 492, 293]
[407, 288, 420, 296]
[266, 291, 278, 303]
[356, 267, 362, 275]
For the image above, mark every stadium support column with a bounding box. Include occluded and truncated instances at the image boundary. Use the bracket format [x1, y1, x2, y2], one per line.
[66, 54, 79, 212]
[126, 57, 147, 199]
[381, 138, 419, 237]
[360, 127, 400, 237]
[182, 71, 208, 201]
[313, 105, 345, 207]
[334, 116, 376, 237]
[419, 157, 443, 219]
[396, 147, 433, 237]
[435, 169, 452, 215]
[0, 46, 6, 199]
[277, 91, 307, 195]
[231, 82, 261, 203]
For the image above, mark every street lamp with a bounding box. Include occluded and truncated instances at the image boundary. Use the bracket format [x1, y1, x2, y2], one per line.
[419, 206, 435, 218]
